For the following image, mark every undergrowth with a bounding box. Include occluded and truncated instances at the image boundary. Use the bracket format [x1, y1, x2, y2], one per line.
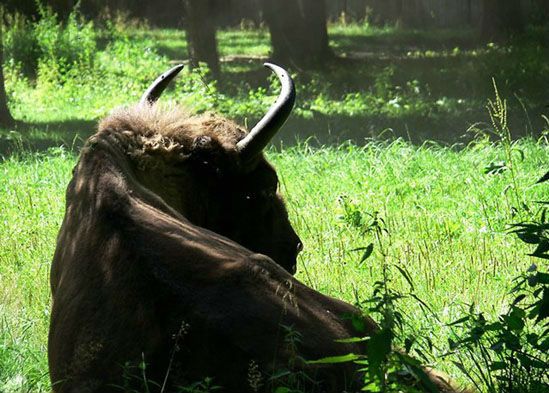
[0, 6, 548, 393]
[1, 6, 548, 140]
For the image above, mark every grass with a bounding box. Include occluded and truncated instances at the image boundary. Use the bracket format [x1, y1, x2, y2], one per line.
[1, 9, 548, 392]
[1, 140, 548, 391]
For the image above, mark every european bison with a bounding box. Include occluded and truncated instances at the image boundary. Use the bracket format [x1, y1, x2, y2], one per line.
[49, 64, 464, 393]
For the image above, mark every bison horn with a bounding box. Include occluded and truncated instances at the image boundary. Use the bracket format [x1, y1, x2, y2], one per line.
[236, 63, 296, 162]
[140, 64, 185, 105]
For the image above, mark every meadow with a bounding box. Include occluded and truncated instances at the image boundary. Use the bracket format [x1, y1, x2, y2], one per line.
[1, 9, 548, 393]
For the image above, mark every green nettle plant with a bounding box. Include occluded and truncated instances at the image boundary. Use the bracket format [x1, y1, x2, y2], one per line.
[269, 325, 318, 393]
[447, 172, 549, 393]
[312, 211, 440, 393]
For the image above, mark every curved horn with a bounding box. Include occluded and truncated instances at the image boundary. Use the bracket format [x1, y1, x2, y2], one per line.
[140, 64, 184, 105]
[236, 63, 296, 161]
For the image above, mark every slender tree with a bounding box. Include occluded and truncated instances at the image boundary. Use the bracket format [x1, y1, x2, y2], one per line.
[481, 0, 523, 41]
[0, 23, 14, 127]
[261, 0, 331, 68]
[184, 0, 220, 78]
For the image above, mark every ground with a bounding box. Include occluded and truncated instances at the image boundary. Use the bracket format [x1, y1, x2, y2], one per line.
[0, 16, 548, 392]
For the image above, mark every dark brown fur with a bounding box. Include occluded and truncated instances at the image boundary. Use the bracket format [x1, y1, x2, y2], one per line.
[49, 105, 467, 393]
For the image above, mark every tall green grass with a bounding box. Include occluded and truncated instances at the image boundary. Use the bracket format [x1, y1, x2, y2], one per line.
[1, 140, 547, 391]
[1, 7, 548, 392]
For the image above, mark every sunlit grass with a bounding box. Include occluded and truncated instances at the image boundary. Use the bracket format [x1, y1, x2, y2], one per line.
[1, 139, 547, 391]
[1, 13, 549, 391]
[4, 19, 548, 139]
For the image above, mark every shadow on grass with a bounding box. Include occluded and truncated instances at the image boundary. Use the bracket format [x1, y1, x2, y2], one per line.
[1, 113, 470, 159]
[0, 119, 96, 158]
[1, 107, 545, 160]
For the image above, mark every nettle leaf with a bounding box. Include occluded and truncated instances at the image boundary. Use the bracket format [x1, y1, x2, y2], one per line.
[536, 170, 549, 184]
[516, 231, 542, 244]
[532, 241, 549, 257]
[484, 161, 508, 175]
[367, 329, 392, 373]
[307, 353, 361, 365]
[489, 361, 507, 371]
[350, 314, 368, 334]
[447, 316, 470, 326]
[404, 337, 414, 353]
[536, 288, 549, 323]
[512, 294, 527, 306]
[335, 337, 369, 344]
[484, 321, 503, 332]
[505, 307, 526, 331]
[448, 338, 457, 350]
[394, 264, 415, 291]
[536, 272, 549, 285]
[359, 243, 374, 264]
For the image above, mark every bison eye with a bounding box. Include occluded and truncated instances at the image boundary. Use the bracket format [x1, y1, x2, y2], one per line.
[243, 189, 275, 202]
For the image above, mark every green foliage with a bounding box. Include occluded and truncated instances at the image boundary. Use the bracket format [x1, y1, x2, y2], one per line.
[3, 5, 96, 81]
[1, 140, 548, 392]
[2, 13, 41, 77]
[446, 103, 549, 392]
[448, 265, 549, 393]
[1, 10, 549, 393]
[268, 326, 316, 393]
[314, 213, 441, 392]
[177, 377, 221, 393]
[2, 12, 548, 136]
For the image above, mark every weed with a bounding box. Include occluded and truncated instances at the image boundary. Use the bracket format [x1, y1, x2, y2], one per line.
[446, 163, 549, 393]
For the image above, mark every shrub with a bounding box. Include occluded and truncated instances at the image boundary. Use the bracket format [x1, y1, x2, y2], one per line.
[2, 12, 41, 77]
[3, 5, 96, 82]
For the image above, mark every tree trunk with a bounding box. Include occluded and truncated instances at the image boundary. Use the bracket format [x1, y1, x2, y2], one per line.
[535, 0, 549, 23]
[184, 0, 221, 78]
[481, 0, 523, 41]
[466, 0, 473, 26]
[261, 0, 331, 68]
[0, 25, 14, 127]
[401, 0, 430, 28]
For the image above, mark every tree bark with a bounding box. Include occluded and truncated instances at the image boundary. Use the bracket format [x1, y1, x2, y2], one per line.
[0, 24, 15, 127]
[400, 0, 430, 28]
[535, 0, 549, 22]
[261, 0, 331, 68]
[184, 0, 221, 78]
[481, 0, 523, 41]
[465, 0, 473, 26]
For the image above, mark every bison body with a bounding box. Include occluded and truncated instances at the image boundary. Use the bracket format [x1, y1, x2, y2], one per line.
[49, 104, 373, 392]
[49, 65, 466, 393]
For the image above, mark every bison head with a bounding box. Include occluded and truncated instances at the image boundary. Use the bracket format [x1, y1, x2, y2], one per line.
[100, 64, 302, 273]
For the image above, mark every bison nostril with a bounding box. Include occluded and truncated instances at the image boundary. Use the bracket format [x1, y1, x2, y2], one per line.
[296, 241, 303, 254]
